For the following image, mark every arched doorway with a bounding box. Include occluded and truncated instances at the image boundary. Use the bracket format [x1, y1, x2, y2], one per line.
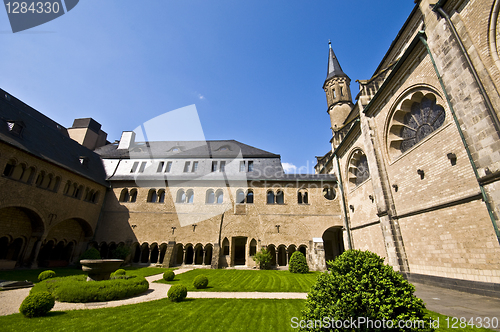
[175, 244, 184, 265]
[204, 244, 213, 265]
[277, 245, 287, 266]
[267, 245, 276, 266]
[322, 227, 344, 266]
[185, 245, 194, 264]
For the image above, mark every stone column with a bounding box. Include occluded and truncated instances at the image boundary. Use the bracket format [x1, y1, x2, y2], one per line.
[202, 249, 206, 266]
[29, 240, 43, 269]
[182, 249, 187, 265]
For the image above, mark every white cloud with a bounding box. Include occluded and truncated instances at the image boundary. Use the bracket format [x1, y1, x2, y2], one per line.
[198, 94, 205, 100]
[282, 162, 297, 174]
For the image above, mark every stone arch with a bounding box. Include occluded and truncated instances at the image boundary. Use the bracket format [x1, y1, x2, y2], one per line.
[298, 245, 307, 257]
[236, 189, 245, 204]
[129, 189, 137, 202]
[297, 189, 308, 204]
[204, 244, 213, 265]
[2, 159, 17, 178]
[267, 244, 277, 266]
[159, 243, 168, 264]
[37, 239, 55, 266]
[119, 189, 130, 202]
[194, 243, 203, 265]
[221, 237, 229, 256]
[62, 241, 75, 261]
[131, 242, 141, 263]
[174, 243, 184, 265]
[287, 244, 297, 262]
[185, 244, 194, 264]
[249, 238, 257, 256]
[322, 227, 344, 267]
[347, 149, 370, 189]
[107, 242, 117, 259]
[386, 88, 446, 160]
[277, 245, 287, 266]
[150, 243, 159, 263]
[140, 243, 150, 263]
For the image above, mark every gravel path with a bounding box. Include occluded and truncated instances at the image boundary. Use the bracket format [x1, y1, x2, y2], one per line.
[0, 268, 307, 316]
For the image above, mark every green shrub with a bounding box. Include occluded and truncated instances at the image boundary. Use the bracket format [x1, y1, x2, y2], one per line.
[110, 246, 130, 260]
[30, 275, 149, 303]
[288, 251, 309, 273]
[80, 247, 101, 260]
[193, 275, 208, 289]
[300, 250, 432, 332]
[252, 248, 272, 269]
[163, 270, 175, 281]
[167, 284, 187, 302]
[38, 270, 56, 281]
[19, 291, 55, 318]
[111, 269, 126, 277]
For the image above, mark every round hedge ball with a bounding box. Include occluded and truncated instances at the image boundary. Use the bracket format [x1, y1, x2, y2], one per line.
[38, 270, 56, 281]
[19, 292, 55, 318]
[113, 269, 126, 276]
[163, 270, 175, 281]
[167, 284, 187, 302]
[193, 275, 208, 289]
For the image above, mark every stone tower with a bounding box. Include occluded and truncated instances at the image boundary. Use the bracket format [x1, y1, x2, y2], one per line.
[323, 41, 353, 145]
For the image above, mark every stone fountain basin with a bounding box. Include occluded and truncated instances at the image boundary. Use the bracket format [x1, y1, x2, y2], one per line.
[80, 259, 124, 281]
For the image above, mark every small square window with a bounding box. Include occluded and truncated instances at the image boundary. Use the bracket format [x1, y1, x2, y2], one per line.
[220, 161, 226, 172]
[130, 162, 139, 173]
[248, 161, 254, 172]
[192, 161, 198, 172]
[239, 161, 245, 172]
[138, 162, 147, 173]
[165, 161, 172, 173]
[183, 162, 190, 172]
[157, 161, 164, 173]
[212, 161, 217, 172]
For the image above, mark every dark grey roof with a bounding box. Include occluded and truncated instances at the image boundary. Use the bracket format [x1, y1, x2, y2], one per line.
[95, 140, 280, 159]
[108, 173, 337, 182]
[325, 41, 347, 81]
[0, 88, 108, 187]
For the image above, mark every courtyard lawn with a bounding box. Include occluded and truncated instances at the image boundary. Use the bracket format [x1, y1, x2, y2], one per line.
[0, 266, 169, 284]
[0, 298, 495, 332]
[155, 269, 320, 292]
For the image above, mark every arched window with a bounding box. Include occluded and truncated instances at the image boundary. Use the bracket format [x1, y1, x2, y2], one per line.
[186, 190, 194, 203]
[276, 190, 284, 204]
[130, 189, 137, 202]
[63, 181, 71, 195]
[348, 150, 370, 188]
[21, 166, 35, 184]
[216, 190, 224, 204]
[267, 191, 275, 204]
[236, 190, 245, 204]
[11, 163, 25, 181]
[119, 189, 129, 202]
[52, 176, 61, 192]
[246, 190, 254, 204]
[206, 189, 215, 204]
[176, 189, 186, 203]
[35, 171, 45, 187]
[148, 189, 158, 203]
[91, 191, 99, 203]
[249, 239, 257, 256]
[158, 189, 165, 203]
[298, 190, 308, 204]
[388, 91, 446, 159]
[2, 159, 16, 177]
[222, 238, 229, 255]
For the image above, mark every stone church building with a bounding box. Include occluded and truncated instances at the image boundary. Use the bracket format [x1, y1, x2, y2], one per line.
[315, 0, 500, 296]
[1, 0, 500, 297]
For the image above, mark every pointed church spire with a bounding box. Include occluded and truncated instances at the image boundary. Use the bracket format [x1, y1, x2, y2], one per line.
[326, 41, 347, 81]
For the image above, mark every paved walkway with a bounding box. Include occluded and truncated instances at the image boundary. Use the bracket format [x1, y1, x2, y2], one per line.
[1, 269, 499, 331]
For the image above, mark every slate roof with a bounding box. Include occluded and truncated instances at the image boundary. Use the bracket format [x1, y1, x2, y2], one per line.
[0, 88, 108, 187]
[325, 41, 348, 81]
[95, 140, 281, 159]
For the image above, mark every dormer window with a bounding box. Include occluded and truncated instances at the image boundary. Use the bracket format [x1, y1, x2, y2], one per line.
[6, 120, 24, 136]
[79, 156, 89, 167]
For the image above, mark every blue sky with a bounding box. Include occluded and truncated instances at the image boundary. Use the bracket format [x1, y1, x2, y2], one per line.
[0, 0, 415, 173]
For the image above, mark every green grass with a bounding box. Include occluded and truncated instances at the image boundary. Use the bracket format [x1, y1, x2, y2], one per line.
[155, 269, 320, 292]
[0, 299, 494, 332]
[0, 266, 169, 284]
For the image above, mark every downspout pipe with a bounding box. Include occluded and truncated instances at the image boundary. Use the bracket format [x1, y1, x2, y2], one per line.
[433, 4, 500, 136]
[419, 32, 500, 244]
[334, 153, 353, 250]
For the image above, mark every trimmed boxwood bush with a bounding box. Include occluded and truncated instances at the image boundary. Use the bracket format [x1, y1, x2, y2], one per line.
[111, 269, 126, 277]
[163, 270, 175, 281]
[19, 291, 55, 318]
[30, 275, 149, 303]
[38, 270, 56, 281]
[300, 250, 432, 332]
[193, 275, 208, 289]
[288, 252, 309, 274]
[167, 284, 187, 302]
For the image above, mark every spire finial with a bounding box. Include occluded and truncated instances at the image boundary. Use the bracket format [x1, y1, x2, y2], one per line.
[328, 39, 332, 48]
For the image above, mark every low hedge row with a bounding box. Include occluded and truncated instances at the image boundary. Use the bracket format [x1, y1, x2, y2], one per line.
[31, 275, 149, 303]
